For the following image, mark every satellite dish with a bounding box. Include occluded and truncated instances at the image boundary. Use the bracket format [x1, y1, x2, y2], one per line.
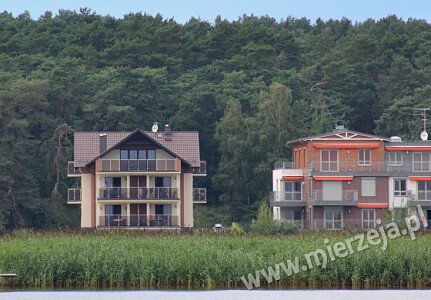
[151, 123, 159, 133]
[421, 130, 428, 141]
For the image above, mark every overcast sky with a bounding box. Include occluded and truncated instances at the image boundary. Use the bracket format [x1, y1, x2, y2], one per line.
[3, 0, 431, 23]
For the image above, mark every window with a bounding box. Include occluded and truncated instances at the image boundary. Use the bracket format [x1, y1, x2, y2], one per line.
[324, 208, 342, 230]
[389, 152, 403, 166]
[362, 209, 375, 229]
[321, 149, 338, 171]
[418, 181, 431, 200]
[361, 177, 376, 197]
[284, 210, 303, 228]
[284, 181, 302, 201]
[413, 153, 430, 172]
[120, 149, 156, 160]
[394, 179, 407, 196]
[358, 149, 371, 166]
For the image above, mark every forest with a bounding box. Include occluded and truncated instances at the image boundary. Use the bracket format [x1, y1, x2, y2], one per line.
[0, 8, 431, 229]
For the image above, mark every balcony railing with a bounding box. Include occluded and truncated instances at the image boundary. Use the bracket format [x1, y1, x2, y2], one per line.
[309, 219, 371, 230]
[98, 187, 178, 200]
[99, 214, 179, 227]
[273, 161, 301, 170]
[308, 160, 431, 173]
[192, 161, 207, 175]
[269, 191, 306, 207]
[193, 188, 207, 203]
[100, 159, 177, 172]
[312, 189, 358, 206]
[67, 161, 81, 175]
[68, 188, 81, 203]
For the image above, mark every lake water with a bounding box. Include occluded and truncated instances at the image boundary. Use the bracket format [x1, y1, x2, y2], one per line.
[0, 290, 430, 300]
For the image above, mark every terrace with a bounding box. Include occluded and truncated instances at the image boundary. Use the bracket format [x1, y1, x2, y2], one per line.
[98, 159, 179, 172]
[99, 214, 179, 227]
[97, 187, 179, 200]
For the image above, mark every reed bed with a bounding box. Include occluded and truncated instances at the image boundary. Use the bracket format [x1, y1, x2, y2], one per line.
[1, 230, 431, 289]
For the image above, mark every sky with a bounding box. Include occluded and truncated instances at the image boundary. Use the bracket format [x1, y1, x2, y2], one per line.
[2, 0, 431, 23]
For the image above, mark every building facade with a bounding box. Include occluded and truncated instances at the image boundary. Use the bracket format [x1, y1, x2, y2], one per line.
[67, 127, 206, 228]
[271, 126, 431, 229]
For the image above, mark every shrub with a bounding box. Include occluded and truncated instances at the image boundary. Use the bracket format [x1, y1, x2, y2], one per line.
[250, 202, 278, 234]
[230, 222, 245, 235]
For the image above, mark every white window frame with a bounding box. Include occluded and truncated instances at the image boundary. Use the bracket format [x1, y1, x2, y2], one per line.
[284, 181, 302, 201]
[389, 152, 403, 166]
[362, 209, 375, 229]
[413, 152, 430, 172]
[324, 208, 342, 230]
[418, 181, 431, 201]
[393, 178, 407, 196]
[361, 177, 376, 197]
[358, 149, 371, 166]
[321, 149, 339, 172]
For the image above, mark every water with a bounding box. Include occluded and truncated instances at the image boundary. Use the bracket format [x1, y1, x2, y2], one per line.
[0, 290, 430, 300]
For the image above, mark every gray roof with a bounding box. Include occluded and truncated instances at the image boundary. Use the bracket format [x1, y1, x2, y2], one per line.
[73, 129, 201, 167]
[386, 141, 431, 146]
[285, 128, 390, 146]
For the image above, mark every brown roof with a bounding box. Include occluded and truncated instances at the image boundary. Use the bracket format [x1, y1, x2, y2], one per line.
[74, 130, 201, 167]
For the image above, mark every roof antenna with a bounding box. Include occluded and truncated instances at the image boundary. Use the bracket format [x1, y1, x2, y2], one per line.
[413, 108, 430, 141]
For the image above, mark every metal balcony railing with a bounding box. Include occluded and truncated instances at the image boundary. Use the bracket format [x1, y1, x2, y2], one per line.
[307, 160, 431, 173]
[193, 188, 207, 203]
[192, 161, 207, 175]
[98, 187, 178, 200]
[67, 161, 81, 175]
[312, 189, 358, 205]
[100, 159, 177, 172]
[67, 188, 81, 202]
[99, 214, 179, 227]
[269, 191, 306, 207]
[273, 161, 301, 170]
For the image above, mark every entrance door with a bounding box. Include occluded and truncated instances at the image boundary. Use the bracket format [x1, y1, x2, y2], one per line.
[322, 181, 342, 201]
[154, 204, 172, 226]
[130, 176, 146, 199]
[155, 177, 172, 199]
[105, 204, 122, 226]
[130, 204, 147, 226]
[104, 177, 122, 198]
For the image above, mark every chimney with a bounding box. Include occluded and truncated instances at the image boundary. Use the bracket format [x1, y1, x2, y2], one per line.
[99, 133, 107, 153]
[164, 124, 172, 135]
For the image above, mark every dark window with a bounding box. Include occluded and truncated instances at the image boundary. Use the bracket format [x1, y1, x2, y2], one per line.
[138, 150, 146, 159]
[148, 150, 156, 159]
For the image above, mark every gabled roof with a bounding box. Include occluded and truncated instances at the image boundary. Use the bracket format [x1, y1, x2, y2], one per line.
[285, 128, 390, 146]
[73, 129, 201, 168]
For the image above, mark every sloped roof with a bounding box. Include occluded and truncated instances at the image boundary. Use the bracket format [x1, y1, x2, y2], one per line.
[285, 128, 390, 146]
[73, 129, 201, 167]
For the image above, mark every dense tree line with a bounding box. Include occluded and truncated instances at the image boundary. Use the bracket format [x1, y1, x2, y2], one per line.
[0, 9, 430, 228]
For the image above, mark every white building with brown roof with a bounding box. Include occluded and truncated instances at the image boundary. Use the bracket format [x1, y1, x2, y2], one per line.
[67, 126, 206, 228]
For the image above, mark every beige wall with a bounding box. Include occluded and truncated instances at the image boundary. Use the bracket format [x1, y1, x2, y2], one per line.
[81, 173, 94, 228]
[183, 173, 194, 227]
[156, 149, 174, 159]
[102, 149, 120, 160]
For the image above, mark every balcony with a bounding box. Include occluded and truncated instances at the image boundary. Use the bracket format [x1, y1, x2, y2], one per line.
[273, 161, 301, 170]
[99, 214, 179, 227]
[99, 159, 178, 172]
[67, 188, 81, 204]
[269, 191, 307, 207]
[312, 189, 358, 206]
[98, 187, 178, 200]
[67, 161, 81, 176]
[310, 219, 369, 230]
[192, 161, 207, 176]
[411, 191, 431, 206]
[193, 188, 207, 203]
[308, 160, 431, 175]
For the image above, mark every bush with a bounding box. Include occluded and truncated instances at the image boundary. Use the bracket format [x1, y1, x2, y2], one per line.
[275, 220, 298, 233]
[230, 222, 245, 235]
[250, 202, 278, 234]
